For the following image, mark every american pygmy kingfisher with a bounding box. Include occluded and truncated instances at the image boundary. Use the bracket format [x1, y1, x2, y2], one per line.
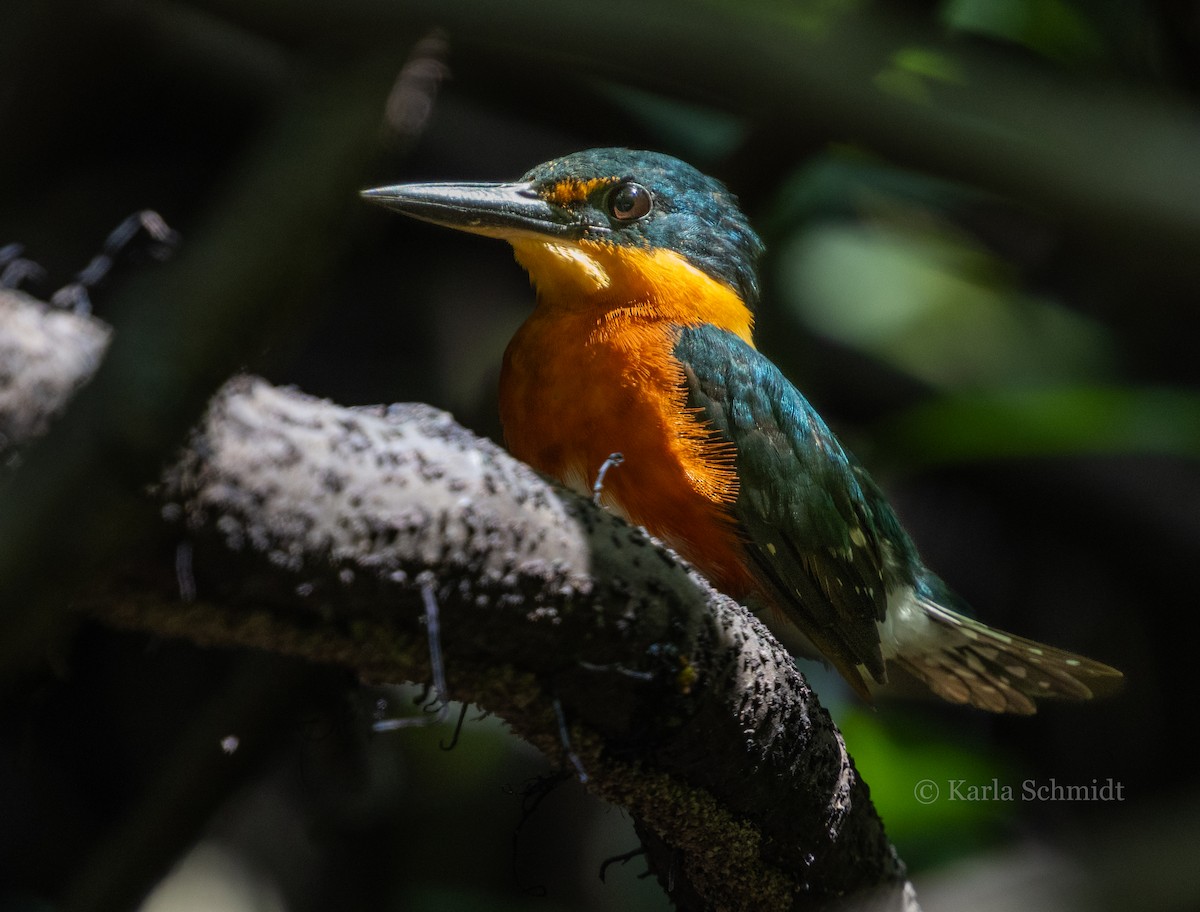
[363, 148, 1122, 714]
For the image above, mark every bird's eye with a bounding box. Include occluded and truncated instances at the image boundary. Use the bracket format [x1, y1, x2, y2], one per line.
[607, 181, 652, 221]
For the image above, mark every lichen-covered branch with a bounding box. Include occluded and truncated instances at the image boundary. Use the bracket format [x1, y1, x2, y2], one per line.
[0, 289, 111, 459]
[2, 291, 917, 912]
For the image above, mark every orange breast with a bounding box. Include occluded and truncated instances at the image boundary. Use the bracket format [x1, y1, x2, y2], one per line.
[500, 306, 755, 596]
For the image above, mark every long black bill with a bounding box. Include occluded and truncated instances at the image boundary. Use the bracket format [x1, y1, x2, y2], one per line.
[360, 181, 575, 239]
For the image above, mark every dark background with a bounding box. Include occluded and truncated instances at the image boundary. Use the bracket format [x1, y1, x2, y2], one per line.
[1, 1, 1198, 910]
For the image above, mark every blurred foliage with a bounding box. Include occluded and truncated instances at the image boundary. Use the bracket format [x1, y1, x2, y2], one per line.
[2, 0, 1199, 910]
[770, 158, 1116, 390]
[839, 708, 1014, 868]
[944, 0, 1106, 65]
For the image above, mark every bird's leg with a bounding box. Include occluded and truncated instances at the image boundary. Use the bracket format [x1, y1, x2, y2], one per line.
[591, 451, 625, 505]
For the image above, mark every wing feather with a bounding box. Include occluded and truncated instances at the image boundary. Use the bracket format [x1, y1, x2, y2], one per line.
[674, 325, 905, 684]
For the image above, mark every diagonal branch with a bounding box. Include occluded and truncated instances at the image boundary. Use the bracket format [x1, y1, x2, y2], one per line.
[3, 289, 918, 912]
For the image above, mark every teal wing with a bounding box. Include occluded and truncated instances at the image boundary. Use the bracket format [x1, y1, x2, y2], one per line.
[674, 324, 917, 685]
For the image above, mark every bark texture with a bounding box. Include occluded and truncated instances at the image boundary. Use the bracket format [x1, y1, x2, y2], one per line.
[2, 289, 918, 912]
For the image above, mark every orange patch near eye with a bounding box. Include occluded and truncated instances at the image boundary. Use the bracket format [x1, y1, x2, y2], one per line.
[543, 177, 615, 208]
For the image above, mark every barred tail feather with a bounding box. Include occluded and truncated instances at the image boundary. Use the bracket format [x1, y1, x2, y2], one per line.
[891, 598, 1124, 715]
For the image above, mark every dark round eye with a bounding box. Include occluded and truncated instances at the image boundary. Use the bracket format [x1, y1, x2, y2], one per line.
[607, 181, 652, 221]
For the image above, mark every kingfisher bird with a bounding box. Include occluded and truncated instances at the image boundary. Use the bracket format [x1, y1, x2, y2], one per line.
[363, 148, 1122, 714]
